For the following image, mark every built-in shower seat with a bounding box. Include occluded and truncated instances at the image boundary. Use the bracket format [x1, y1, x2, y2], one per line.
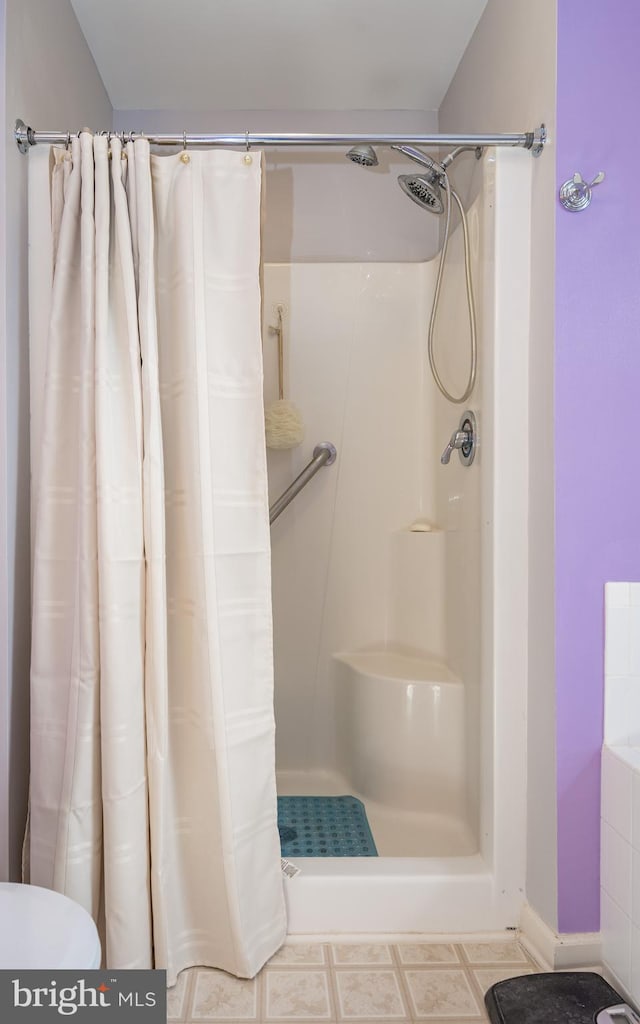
[333, 649, 465, 817]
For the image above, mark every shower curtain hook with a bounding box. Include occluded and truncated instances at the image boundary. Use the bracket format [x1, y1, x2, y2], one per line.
[244, 130, 253, 165]
[65, 131, 71, 151]
[180, 130, 190, 165]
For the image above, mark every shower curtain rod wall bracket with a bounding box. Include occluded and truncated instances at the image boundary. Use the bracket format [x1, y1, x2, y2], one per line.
[530, 123, 547, 157]
[14, 119, 547, 156]
[15, 119, 33, 154]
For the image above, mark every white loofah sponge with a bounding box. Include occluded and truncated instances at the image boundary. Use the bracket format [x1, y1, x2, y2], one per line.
[265, 399, 305, 449]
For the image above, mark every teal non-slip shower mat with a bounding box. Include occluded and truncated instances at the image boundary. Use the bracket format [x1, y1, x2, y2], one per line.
[277, 795, 378, 857]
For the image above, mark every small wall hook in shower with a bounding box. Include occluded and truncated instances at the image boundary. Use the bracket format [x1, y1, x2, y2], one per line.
[559, 170, 605, 212]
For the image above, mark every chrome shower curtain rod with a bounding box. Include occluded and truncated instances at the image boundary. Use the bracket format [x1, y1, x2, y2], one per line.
[15, 119, 546, 156]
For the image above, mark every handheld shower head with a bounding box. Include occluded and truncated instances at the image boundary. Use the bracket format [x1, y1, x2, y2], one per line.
[392, 144, 447, 213]
[397, 174, 445, 215]
[346, 144, 378, 167]
[391, 144, 443, 175]
[393, 142, 479, 404]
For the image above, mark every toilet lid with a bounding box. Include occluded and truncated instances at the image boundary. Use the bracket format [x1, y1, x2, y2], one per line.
[0, 883, 102, 969]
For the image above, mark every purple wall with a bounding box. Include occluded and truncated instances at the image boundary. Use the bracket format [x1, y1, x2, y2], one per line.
[556, 0, 640, 932]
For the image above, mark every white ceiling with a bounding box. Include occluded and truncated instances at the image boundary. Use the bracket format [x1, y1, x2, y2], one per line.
[69, 0, 488, 112]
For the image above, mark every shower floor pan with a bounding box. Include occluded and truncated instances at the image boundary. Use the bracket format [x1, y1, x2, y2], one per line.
[276, 769, 476, 857]
[276, 769, 489, 935]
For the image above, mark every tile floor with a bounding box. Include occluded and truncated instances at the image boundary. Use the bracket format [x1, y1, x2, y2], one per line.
[168, 938, 542, 1023]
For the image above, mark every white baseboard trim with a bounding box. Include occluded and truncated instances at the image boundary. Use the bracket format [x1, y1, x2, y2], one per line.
[284, 929, 517, 944]
[519, 903, 602, 970]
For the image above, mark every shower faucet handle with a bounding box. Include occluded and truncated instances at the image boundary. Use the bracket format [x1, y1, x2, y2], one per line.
[440, 411, 477, 467]
[440, 430, 469, 464]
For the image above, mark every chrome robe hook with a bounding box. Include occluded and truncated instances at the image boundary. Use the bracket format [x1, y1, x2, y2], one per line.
[559, 170, 605, 211]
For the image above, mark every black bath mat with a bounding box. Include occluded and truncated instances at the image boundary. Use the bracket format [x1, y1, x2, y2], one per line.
[485, 971, 623, 1024]
[277, 795, 378, 857]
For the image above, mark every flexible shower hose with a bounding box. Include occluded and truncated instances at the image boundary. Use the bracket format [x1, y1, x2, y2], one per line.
[428, 175, 478, 404]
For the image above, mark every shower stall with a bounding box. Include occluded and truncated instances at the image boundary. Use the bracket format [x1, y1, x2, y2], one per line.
[264, 146, 532, 933]
[16, 111, 538, 946]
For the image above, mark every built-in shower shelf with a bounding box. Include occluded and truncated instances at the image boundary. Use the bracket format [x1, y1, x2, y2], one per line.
[402, 520, 443, 534]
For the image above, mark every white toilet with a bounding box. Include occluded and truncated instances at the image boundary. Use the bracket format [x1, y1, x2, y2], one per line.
[0, 883, 102, 969]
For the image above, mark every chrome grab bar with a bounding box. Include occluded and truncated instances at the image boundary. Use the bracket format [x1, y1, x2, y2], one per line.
[269, 442, 337, 525]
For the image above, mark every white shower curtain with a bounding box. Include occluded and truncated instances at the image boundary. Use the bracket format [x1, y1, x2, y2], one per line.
[27, 134, 286, 983]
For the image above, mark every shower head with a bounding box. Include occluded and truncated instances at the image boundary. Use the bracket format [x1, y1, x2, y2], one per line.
[346, 144, 378, 167]
[397, 174, 445, 215]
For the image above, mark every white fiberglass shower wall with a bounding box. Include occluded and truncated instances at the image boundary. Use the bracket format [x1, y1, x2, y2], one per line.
[264, 148, 531, 932]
